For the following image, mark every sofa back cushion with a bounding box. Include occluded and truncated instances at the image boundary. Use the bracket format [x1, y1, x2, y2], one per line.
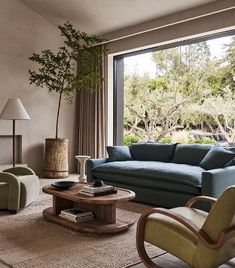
[199, 146, 235, 170]
[129, 143, 176, 162]
[106, 146, 132, 162]
[172, 144, 212, 166]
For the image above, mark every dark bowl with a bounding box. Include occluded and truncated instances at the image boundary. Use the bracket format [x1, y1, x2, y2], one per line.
[51, 181, 76, 190]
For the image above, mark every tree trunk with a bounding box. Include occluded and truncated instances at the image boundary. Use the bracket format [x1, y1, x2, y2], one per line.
[43, 138, 69, 178]
[55, 91, 63, 139]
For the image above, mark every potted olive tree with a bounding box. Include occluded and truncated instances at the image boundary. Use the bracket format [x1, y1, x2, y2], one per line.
[29, 22, 106, 178]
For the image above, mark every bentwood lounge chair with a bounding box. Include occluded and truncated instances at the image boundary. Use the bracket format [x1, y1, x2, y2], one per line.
[0, 167, 39, 213]
[136, 186, 235, 268]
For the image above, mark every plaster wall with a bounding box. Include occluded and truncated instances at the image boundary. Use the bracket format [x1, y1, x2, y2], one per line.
[0, 0, 76, 175]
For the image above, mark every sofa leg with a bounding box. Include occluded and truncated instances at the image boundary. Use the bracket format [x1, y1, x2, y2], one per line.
[9, 209, 18, 214]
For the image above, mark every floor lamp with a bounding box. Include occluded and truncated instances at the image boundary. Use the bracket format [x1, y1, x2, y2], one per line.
[0, 98, 30, 167]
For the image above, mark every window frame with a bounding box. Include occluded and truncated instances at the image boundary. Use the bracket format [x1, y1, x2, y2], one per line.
[113, 29, 235, 145]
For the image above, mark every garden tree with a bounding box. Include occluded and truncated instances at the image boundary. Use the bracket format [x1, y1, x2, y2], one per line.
[204, 37, 235, 96]
[124, 73, 195, 141]
[190, 37, 235, 142]
[124, 42, 214, 141]
[124, 38, 235, 143]
[221, 36, 235, 90]
[192, 86, 235, 142]
[124, 73, 152, 139]
[151, 42, 212, 96]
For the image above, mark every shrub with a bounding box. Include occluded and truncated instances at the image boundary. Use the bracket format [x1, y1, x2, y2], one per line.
[189, 138, 216, 144]
[160, 136, 172, 143]
[123, 135, 141, 146]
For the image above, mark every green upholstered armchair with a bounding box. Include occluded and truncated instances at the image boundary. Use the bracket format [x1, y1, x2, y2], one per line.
[136, 186, 235, 268]
[0, 167, 39, 213]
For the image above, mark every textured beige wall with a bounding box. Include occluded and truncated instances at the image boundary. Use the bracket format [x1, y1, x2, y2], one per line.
[0, 0, 76, 175]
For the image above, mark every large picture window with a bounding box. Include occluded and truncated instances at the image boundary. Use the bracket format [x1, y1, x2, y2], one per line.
[114, 31, 235, 146]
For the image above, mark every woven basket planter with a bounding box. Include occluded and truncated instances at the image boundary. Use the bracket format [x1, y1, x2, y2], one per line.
[43, 138, 69, 178]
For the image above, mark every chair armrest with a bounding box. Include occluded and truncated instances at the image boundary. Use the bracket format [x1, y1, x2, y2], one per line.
[137, 207, 229, 250]
[185, 196, 217, 208]
[0, 172, 20, 210]
[3, 167, 36, 176]
[86, 158, 107, 181]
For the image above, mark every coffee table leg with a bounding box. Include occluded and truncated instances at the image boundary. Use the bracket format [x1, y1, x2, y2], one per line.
[95, 203, 116, 224]
[53, 196, 73, 215]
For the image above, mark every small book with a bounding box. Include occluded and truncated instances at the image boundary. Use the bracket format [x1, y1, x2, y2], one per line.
[59, 213, 77, 222]
[76, 215, 94, 223]
[59, 213, 94, 223]
[61, 208, 93, 218]
[79, 188, 117, 197]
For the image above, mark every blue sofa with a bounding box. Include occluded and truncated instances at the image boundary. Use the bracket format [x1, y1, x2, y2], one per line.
[87, 143, 235, 208]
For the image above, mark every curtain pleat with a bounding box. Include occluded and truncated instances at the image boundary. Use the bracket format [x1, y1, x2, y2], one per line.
[76, 45, 106, 159]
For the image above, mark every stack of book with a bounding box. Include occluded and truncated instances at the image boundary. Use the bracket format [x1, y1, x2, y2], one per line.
[59, 208, 94, 223]
[79, 184, 117, 197]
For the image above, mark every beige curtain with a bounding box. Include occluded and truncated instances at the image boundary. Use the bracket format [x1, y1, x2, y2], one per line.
[76, 45, 106, 158]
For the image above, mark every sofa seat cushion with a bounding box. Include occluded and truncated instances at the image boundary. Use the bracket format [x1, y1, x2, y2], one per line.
[92, 161, 204, 188]
[92, 172, 200, 195]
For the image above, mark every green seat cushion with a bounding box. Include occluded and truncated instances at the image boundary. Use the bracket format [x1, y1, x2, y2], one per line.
[93, 161, 204, 187]
[129, 143, 176, 162]
[144, 207, 208, 266]
[199, 146, 235, 170]
[173, 144, 212, 166]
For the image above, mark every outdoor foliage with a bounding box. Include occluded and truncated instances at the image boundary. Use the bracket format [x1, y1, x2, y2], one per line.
[123, 135, 141, 146]
[124, 36, 235, 144]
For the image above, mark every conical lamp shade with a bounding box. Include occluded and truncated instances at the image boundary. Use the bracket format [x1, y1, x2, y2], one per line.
[0, 98, 30, 120]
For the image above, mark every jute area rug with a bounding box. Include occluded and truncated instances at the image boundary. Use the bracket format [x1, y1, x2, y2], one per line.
[0, 193, 164, 268]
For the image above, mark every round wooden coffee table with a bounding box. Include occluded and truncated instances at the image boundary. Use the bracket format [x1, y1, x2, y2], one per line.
[42, 183, 136, 234]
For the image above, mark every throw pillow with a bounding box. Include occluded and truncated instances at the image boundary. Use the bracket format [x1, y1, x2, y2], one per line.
[199, 146, 235, 170]
[106, 146, 132, 162]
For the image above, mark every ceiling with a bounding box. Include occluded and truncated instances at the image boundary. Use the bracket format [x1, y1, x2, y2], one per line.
[20, 0, 217, 35]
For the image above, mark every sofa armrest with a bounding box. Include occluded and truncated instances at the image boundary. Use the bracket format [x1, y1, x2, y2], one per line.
[0, 172, 20, 210]
[202, 166, 235, 197]
[4, 167, 36, 176]
[86, 158, 107, 181]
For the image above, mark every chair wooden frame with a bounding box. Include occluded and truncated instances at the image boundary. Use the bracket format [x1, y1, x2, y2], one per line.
[136, 196, 235, 268]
